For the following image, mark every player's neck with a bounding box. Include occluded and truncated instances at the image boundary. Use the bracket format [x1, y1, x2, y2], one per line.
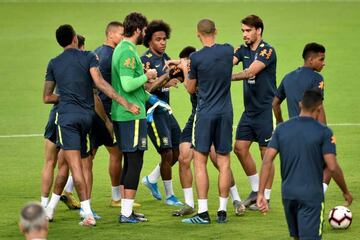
[299, 111, 316, 119]
[104, 39, 116, 48]
[149, 47, 164, 57]
[303, 63, 315, 71]
[249, 38, 262, 51]
[124, 36, 137, 46]
[63, 43, 77, 50]
[201, 37, 215, 47]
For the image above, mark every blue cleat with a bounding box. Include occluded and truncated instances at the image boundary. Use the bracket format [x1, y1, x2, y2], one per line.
[216, 210, 228, 223]
[182, 212, 211, 224]
[119, 214, 139, 224]
[142, 176, 162, 200]
[165, 195, 183, 206]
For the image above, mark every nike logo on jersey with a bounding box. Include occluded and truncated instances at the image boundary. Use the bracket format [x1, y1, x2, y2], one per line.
[264, 138, 271, 142]
[155, 64, 161, 68]
[244, 56, 250, 59]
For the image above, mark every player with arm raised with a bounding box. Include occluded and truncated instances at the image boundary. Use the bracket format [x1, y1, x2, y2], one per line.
[140, 20, 182, 206]
[232, 15, 277, 210]
[43, 24, 139, 226]
[181, 19, 234, 224]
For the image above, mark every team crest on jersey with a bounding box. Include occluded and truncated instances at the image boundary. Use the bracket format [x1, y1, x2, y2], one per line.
[141, 138, 147, 148]
[124, 57, 135, 69]
[162, 137, 169, 145]
[318, 81, 324, 90]
[259, 48, 273, 60]
[259, 43, 265, 48]
[331, 135, 336, 144]
[146, 53, 153, 58]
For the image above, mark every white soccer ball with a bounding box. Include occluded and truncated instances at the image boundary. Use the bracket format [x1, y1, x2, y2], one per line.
[328, 206, 352, 229]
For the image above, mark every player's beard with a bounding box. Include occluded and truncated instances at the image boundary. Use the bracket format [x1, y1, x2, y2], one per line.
[136, 34, 144, 45]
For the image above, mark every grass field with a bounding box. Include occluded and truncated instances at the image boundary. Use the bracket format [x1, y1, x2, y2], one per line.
[0, 1, 359, 239]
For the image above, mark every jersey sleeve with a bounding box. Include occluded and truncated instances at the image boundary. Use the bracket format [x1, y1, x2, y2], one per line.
[233, 45, 244, 65]
[313, 75, 325, 98]
[322, 128, 336, 155]
[257, 45, 275, 66]
[276, 80, 286, 102]
[118, 49, 138, 77]
[88, 52, 100, 69]
[45, 60, 55, 82]
[188, 54, 197, 80]
[268, 127, 280, 151]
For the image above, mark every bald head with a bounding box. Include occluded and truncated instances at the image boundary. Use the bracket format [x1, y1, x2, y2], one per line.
[197, 19, 216, 35]
[19, 203, 47, 234]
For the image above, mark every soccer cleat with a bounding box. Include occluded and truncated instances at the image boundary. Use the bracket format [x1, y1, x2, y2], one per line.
[142, 176, 162, 200]
[60, 191, 81, 210]
[233, 200, 246, 216]
[242, 191, 258, 208]
[119, 214, 140, 224]
[172, 204, 195, 217]
[110, 199, 141, 208]
[45, 207, 54, 222]
[216, 210, 228, 223]
[182, 212, 211, 224]
[165, 195, 183, 206]
[248, 199, 270, 211]
[80, 208, 102, 220]
[133, 211, 148, 222]
[79, 215, 96, 227]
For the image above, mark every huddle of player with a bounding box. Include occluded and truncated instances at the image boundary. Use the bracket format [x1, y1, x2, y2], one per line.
[40, 11, 352, 239]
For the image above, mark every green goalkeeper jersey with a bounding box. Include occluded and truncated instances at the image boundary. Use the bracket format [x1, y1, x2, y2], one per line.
[111, 39, 149, 121]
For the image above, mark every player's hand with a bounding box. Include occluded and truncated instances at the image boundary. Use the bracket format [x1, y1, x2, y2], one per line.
[166, 78, 179, 88]
[146, 69, 157, 80]
[256, 193, 269, 214]
[343, 191, 353, 206]
[163, 59, 180, 71]
[126, 102, 140, 115]
[178, 58, 190, 72]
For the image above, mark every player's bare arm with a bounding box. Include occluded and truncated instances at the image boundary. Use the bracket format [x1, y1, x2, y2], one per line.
[232, 60, 266, 81]
[43, 81, 59, 104]
[323, 153, 353, 206]
[178, 58, 196, 94]
[257, 147, 278, 213]
[90, 67, 140, 115]
[272, 96, 284, 125]
[318, 104, 327, 124]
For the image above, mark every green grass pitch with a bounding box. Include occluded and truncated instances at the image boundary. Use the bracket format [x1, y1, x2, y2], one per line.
[0, 1, 359, 239]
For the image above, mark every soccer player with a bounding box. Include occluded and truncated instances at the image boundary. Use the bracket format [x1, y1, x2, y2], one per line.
[19, 203, 48, 240]
[43, 24, 139, 226]
[111, 12, 161, 223]
[272, 42, 331, 193]
[89, 21, 141, 208]
[140, 20, 182, 206]
[40, 35, 86, 210]
[181, 19, 234, 224]
[232, 15, 276, 209]
[173, 46, 245, 217]
[257, 90, 353, 240]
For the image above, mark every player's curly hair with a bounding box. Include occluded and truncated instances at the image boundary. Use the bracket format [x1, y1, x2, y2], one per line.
[143, 20, 171, 48]
[179, 46, 196, 58]
[56, 24, 76, 47]
[123, 12, 148, 38]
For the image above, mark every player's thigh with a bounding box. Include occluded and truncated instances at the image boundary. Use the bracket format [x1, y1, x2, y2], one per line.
[179, 142, 193, 166]
[235, 112, 256, 142]
[113, 119, 148, 152]
[282, 199, 300, 238]
[214, 112, 233, 154]
[297, 200, 324, 240]
[147, 113, 172, 152]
